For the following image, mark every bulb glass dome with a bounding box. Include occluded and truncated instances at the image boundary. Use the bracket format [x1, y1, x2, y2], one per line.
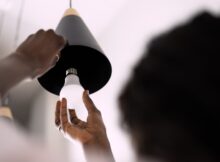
[59, 69, 87, 120]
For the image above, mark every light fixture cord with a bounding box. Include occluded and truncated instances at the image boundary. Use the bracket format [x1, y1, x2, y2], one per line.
[69, 0, 72, 8]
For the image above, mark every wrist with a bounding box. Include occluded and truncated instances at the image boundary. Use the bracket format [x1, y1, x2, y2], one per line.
[83, 136, 115, 162]
[83, 135, 111, 150]
[12, 52, 39, 78]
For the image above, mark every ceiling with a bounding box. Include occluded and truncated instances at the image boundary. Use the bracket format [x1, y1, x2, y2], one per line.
[1, 0, 220, 161]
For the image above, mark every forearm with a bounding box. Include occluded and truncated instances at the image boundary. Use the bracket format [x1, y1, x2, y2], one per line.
[0, 52, 34, 98]
[83, 136, 115, 162]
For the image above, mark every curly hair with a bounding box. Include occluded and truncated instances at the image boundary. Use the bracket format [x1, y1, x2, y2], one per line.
[119, 12, 220, 162]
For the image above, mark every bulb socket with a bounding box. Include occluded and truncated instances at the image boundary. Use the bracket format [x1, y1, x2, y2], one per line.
[66, 68, 77, 76]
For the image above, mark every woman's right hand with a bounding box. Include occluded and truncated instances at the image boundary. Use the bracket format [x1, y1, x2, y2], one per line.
[55, 90, 115, 162]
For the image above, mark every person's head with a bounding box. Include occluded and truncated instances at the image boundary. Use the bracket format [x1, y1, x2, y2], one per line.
[119, 12, 220, 162]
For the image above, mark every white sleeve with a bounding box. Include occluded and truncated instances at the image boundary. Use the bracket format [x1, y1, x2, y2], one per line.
[0, 120, 63, 162]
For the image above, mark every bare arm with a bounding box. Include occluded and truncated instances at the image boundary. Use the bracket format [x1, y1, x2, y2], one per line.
[0, 53, 34, 98]
[0, 29, 66, 98]
[55, 91, 115, 162]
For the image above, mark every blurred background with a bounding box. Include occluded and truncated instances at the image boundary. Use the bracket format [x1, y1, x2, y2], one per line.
[0, 0, 219, 161]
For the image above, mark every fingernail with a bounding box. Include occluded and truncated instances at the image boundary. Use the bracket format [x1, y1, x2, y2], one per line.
[86, 90, 89, 95]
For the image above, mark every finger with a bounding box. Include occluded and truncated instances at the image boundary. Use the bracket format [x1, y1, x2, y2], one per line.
[26, 34, 34, 42]
[69, 109, 79, 124]
[60, 98, 71, 131]
[55, 100, 61, 127]
[69, 109, 86, 126]
[35, 29, 45, 35]
[34, 29, 46, 41]
[51, 53, 61, 67]
[46, 30, 66, 50]
[59, 99, 84, 137]
[46, 29, 55, 35]
[56, 36, 66, 50]
[83, 90, 100, 114]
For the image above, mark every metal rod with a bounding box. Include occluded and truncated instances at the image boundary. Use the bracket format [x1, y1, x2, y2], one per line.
[69, 0, 72, 8]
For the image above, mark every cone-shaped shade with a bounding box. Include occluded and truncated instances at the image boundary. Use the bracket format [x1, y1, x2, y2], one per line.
[38, 8, 112, 95]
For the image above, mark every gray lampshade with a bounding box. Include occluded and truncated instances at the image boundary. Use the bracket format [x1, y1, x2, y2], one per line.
[38, 8, 112, 95]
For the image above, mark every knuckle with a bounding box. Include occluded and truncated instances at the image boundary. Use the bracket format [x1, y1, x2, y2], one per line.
[55, 119, 60, 125]
[57, 36, 66, 47]
[61, 110, 67, 116]
[62, 119, 68, 125]
[36, 29, 45, 35]
[27, 34, 34, 39]
[46, 29, 55, 35]
[61, 112, 67, 116]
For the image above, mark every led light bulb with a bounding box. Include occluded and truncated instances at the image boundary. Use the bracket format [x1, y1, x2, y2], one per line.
[59, 68, 86, 120]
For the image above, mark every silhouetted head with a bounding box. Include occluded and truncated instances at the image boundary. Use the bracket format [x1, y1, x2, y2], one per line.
[119, 12, 220, 162]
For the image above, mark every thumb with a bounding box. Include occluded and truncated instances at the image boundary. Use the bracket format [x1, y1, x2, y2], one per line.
[82, 90, 98, 114]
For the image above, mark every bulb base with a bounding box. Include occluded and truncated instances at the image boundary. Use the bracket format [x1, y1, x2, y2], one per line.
[66, 68, 77, 75]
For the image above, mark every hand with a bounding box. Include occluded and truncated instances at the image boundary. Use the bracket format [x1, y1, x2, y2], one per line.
[15, 29, 66, 77]
[55, 90, 107, 144]
[55, 90, 115, 162]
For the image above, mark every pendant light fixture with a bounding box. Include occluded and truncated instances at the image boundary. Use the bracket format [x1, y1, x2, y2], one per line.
[38, 0, 112, 96]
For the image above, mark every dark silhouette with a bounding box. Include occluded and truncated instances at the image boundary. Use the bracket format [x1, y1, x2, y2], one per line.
[119, 11, 220, 162]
